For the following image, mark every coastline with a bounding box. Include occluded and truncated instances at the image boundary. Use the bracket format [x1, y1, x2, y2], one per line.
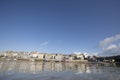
[0, 57, 119, 64]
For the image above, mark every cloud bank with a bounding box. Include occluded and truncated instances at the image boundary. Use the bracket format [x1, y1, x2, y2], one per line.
[99, 34, 120, 56]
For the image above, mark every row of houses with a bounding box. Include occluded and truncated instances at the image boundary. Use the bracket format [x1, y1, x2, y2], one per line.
[1, 51, 88, 62]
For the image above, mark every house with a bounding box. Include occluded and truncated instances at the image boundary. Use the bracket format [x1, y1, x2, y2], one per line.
[64, 54, 75, 61]
[44, 53, 55, 61]
[18, 52, 30, 58]
[75, 54, 85, 60]
[68, 55, 75, 60]
[44, 53, 64, 61]
[37, 53, 44, 60]
[4, 51, 14, 58]
[30, 52, 38, 58]
[0, 52, 5, 57]
[54, 54, 64, 61]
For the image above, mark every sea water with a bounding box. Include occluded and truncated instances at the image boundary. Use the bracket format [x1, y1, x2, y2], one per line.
[0, 61, 120, 80]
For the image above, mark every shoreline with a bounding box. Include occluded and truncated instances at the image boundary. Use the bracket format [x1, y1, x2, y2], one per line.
[0, 57, 119, 64]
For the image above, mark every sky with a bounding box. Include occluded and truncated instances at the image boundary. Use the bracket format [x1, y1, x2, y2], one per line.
[0, 0, 120, 55]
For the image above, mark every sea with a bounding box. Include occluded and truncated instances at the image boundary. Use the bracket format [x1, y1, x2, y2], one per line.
[0, 60, 120, 80]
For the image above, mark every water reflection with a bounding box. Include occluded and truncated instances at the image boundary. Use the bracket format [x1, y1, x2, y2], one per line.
[0, 61, 120, 80]
[0, 61, 119, 75]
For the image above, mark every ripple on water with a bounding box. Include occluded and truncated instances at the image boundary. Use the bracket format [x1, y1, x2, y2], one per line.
[0, 61, 120, 80]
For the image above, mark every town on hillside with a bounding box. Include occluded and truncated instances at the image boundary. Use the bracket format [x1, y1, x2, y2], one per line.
[0, 51, 119, 63]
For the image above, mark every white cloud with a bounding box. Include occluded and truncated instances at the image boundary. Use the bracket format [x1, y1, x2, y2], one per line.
[73, 52, 97, 56]
[73, 52, 83, 54]
[99, 34, 120, 48]
[99, 34, 120, 56]
[106, 44, 117, 50]
[101, 44, 120, 56]
[40, 41, 49, 46]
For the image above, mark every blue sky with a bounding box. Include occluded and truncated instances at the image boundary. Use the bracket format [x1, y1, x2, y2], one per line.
[0, 0, 120, 54]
